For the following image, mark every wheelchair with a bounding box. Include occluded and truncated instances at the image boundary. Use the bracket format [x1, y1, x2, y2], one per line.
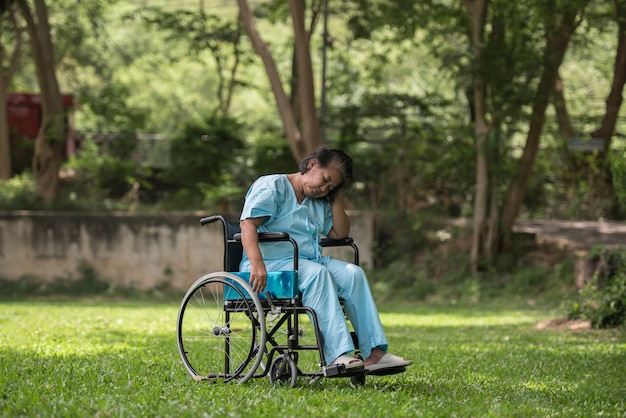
[176, 214, 383, 387]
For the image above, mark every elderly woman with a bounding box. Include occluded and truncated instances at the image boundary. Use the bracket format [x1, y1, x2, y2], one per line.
[239, 146, 411, 372]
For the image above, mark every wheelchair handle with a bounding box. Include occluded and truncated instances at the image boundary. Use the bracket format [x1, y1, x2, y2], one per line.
[200, 215, 222, 225]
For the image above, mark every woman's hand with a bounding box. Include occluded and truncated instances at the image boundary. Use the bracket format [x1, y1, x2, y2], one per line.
[249, 260, 268, 293]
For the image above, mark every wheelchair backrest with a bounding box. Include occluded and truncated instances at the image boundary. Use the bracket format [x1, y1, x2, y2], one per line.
[225, 221, 243, 272]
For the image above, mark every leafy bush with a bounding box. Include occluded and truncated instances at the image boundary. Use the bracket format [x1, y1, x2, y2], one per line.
[167, 114, 245, 187]
[371, 259, 435, 302]
[65, 139, 138, 202]
[9, 137, 35, 176]
[0, 173, 42, 210]
[161, 114, 246, 209]
[330, 92, 475, 217]
[569, 247, 626, 328]
[250, 135, 295, 175]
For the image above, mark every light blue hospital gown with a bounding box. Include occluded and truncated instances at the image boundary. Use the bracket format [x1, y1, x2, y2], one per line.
[239, 174, 388, 364]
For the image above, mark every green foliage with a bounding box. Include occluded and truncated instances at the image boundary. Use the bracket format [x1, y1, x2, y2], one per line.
[75, 81, 148, 134]
[167, 114, 244, 184]
[0, 173, 41, 210]
[250, 135, 296, 175]
[162, 114, 245, 208]
[65, 139, 138, 202]
[133, 6, 246, 116]
[198, 173, 243, 209]
[370, 211, 473, 303]
[9, 138, 35, 177]
[371, 259, 435, 303]
[570, 247, 626, 328]
[522, 138, 624, 219]
[332, 92, 474, 216]
[370, 208, 578, 306]
[6, 0, 622, 217]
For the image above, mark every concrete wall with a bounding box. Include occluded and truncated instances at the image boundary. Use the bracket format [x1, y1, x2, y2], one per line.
[0, 211, 373, 292]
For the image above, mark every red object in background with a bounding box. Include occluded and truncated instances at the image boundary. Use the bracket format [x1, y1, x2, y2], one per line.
[6, 92, 76, 155]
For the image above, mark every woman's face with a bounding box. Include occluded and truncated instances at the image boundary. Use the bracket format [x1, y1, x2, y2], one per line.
[303, 161, 342, 199]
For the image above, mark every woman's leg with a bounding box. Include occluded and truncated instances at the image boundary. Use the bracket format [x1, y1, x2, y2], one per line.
[324, 258, 388, 360]
[262, 258, 355, 365]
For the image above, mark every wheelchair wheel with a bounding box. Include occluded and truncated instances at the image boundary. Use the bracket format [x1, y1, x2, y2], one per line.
[269, 354, 298, 387]
[350, 373, 366, 387]
[176, 272, 266, 384]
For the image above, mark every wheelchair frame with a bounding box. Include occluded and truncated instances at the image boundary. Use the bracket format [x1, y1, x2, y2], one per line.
[176, 215, 364, 387]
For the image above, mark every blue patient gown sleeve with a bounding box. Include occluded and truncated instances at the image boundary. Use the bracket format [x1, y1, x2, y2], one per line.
[240, 176, 281, 221]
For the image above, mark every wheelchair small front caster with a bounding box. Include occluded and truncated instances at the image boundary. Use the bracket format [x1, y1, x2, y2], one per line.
[349, 352, 365, 386]
[269, 354, 298, 387]
[350, 373, 366, 387]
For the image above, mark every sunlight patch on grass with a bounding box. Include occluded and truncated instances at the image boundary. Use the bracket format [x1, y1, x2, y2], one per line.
[2, 302, 178, 357]
[381, 310, 545, 328]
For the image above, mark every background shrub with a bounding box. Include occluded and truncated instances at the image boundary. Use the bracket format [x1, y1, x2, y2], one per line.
[0, 174, 42, 210]
[162, 114, 246, 209]
[569, 247, 626, 328]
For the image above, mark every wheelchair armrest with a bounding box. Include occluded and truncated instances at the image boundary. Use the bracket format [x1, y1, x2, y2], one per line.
[233, 232, 299, 270]
[320, 237, 359, 266]
[233, 232, 290, 242]
[320, 237, 354, 247]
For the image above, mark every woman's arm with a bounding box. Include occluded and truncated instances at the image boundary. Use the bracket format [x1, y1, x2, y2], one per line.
[327, 195, 350, 239]
[240, 217, 268, 293]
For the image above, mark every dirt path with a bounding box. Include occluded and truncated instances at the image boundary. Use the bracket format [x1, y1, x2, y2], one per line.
[513, 219, 626, 251]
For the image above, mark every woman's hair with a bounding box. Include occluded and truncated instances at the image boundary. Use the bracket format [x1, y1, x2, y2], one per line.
[299, 146, 354, 203]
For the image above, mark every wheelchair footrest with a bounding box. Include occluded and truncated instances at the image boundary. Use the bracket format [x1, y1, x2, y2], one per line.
[323, 364, 366, 378]
[366, 365, 407, 376]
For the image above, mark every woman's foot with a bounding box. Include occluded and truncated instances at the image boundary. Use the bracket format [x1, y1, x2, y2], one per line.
[363, 347, 386, 367]
[364, 348, 412, 372]
[330, 354, 365, 370]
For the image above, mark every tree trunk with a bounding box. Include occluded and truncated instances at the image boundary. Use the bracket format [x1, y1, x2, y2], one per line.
[17, 0, 65, 203]
[222, 28, 241, 117]
[463, 0, 491, 273]
[500, 5, 585, 244]
[237, 0, 311, 162]
[0, 4, 22, 180]
[484, 172, 499, 266]
[0, 88, 9, 180]
[591, 0, 626, 149]
[289, 0, 323, 155]
[553, 72, 576, 141]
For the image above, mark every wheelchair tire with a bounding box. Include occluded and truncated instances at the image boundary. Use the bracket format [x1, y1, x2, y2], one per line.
[269, 354, 298, 387]
[176, 272, 266, 384]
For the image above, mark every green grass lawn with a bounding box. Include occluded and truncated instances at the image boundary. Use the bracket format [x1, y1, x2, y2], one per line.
[0, 299, 624, 417]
